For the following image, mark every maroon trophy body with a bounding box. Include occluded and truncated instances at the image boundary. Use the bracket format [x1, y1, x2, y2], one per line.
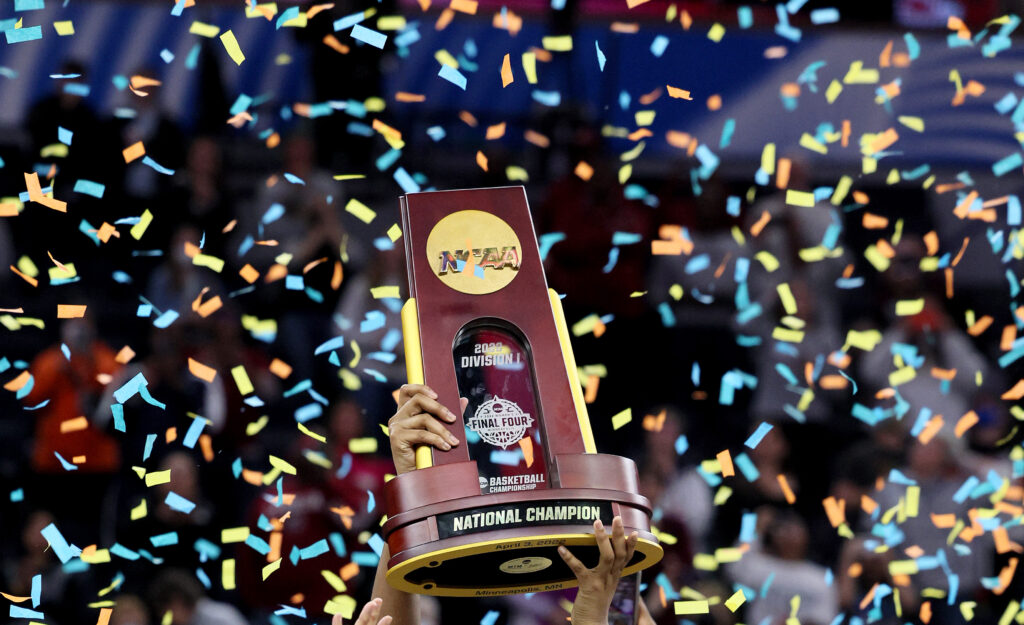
[383, 186, 662, 596]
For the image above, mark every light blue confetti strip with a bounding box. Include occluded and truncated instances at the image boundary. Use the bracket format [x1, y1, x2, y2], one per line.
[720, 118, 736, 149]
[182, 417, 206, 449]
[111, 403, 126, 432]
[40, 523, 81, 563]
[15, 0, 45, 10]
[143, 433, 157, 461]
[367, 490, 376, 513]
[150, 531, 178, 547]
[73, 179, 105, 198]
[745, 422, 774, 448]
[142, 156, 175, 175]
[602, 247, 620, 273]
[992, 152, 1023, 176]
[329, 532, 347, 557]
[532, 90, 561, 106]
[160, 49, 174, 63]
[275, 5, 299, 28]
[300, 539, 330, 560]
[153, 310, 179, 328]
[53, 452, 78, 471]
[393, 166, 420, 193]
[739, 512, 757, 542]
[5, 25, 42, 43]
[737, 6, 753, 28]
[595, 40, 606, 71]
[360, 310, 386, 333]
[438, 64, 467, 90]
[58, 126, 72, 145]
[995, 92, 1018, 114]
[904, 32, 920, 59]
[246, 534, 270, 555]
[295, 403, 323, 422]
[138, 385, 166, 410]
[611, 231, 642, 245]
[165, 491, 196, 514]
[314, 335, 345, 355]
[481, 610, 500, 625]
[11, 606, 45, 620]
[352, 551, 379, 566]
[657, 302, 675, 327]
[351, 23, 387, 49]
[11, 488, 24, 502]
[650, 35, 669, 57]
[333, 11, 365, 31]
[810, 8, 839, 24]
[1008, 196, 1021, 225]
[674, 434, 688, 455]
[426, 126, 445, 141]
[726, 195, 741, 216]
[283, 172, 305, 185]
[30, 574, 40, 607]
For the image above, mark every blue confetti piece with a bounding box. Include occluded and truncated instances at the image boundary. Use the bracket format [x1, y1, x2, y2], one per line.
[10, 606, 45, 620]
[11, 488, 24, 502]
[490, 449, 523, 466]
[657, 302, 675, 327]
[481, 611, 500, 625]
[368, 533, 385, 556]
[738, 6, 753, 28]
[720, 118, 736, 149]
[367, 490, 376, 513]
[650, 35, 669, 57]
[744, 422, 774, 448]
[5, 25, 42, 43]
[352, 551, 379, 566]
[993, 152, 1023, 177]
[40, 523, 81, 563]
[299, 539, 330, 560]
[283, 172, 305, 185]
[393, 166, 421, 193]
[150, 532, 178, 547]
[153, 310, 179, 328]
[316, 336, 345, 355]
[904, 32, 920, 59]
[53, 451, 77, 471]
[276, 6, 300, 28]
[143, 433, 156, 461]
[110, 543, 139, 560]
[111, 403, 126, 432]
[329, 532, 347, 557]
[58, 126, 72, 145]
[15, 0, 44, 10]
[595, 40, 606, 71]
[73, 179, 105, 198]
[810, 8, 839, 24]
[888, 468, 917, 486]
[360, 310, 386, 333]
[160, 48, 174, 63]
[182, 417, 206, 449]
[684, 254, 710, 274]
[739, 511, 757, 542]
[165, 491, 196, 514]
[734, 452, 760, 481]
[285, 275, 304, 291]
[142, 156, 175, 175]
[30, 573, 40, 607]
[333, 11, 365, 31]
[375, 147, 401, 170]
[295, 403, 323, 423]
[602, 247, 620, 273]
[726, 195, 741, 216]
[351, 23, 387, 49]
[532, 90, 561, 106]
[438, 64, 467, 90]
[611, 231, 642, 246]
[995, 92, 1019, 114]
[674, 435, 688, 455]
[426, 126, 446, 141]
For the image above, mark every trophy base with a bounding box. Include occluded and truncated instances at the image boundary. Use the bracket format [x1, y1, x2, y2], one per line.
[385, 525, 662, 597]
[383, 454, 663, 597]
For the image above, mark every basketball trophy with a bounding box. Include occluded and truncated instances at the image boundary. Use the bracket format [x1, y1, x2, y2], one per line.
[382, 186, 662, 596]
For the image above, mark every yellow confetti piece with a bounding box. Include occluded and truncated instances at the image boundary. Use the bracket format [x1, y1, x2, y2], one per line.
[386, 224, 402, 242]
[634, 110, 655, 127]
[906, 485, 920, 517]
[222, 559, 236, 590]
[144, 470, 171, 487]
[48, 262, 76, 280]
[192, 253, 225, 273]
[611, 408, 632, 430]
[219, 30, 245, 65]
[298, 422, 326, 443]
[898, 115, 925, 132]
[345, 198, 376, 224]
[542, 35, 572, 51]
[221, 527, 250, 543]
[895, 298, 925, 316]
[755, 251, 780, 272]
[262, 557, 282, 580]
[131, 209, 153, 240]
[349, 437, 378, 453]
[889, 366, 917, 387]
[785, 189, 816, 207]
[189, 21, 221, 38]
[53, 20, 74, 35]
[130, 499, 147, 520]
[844, 329, 882, 351]
[322, 570, 347, 593]
[707, 23, 725, 42]
[246, 415, 269, 436]
[777, 283, 797, 315]
[522, 51, 537, 84]
[231, 365, 254, 395]
[377, 16, 406, 30]
[325, 595, 358, 618]
[675, 600, 710, 615]
[772, 327, 805, 343]
[864, 245, 891, 272]
[725, 590, 746, 612]
[370, 285, 400, 299]
[799, 133, 828, 154]
[825, 79, 843, 103]
[761, 143, 776, 175]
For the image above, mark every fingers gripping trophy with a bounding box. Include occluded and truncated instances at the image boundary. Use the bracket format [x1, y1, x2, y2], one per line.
[381, 186, 662, 597]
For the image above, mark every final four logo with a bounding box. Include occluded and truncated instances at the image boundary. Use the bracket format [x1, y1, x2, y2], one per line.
[467, 396, 533, 448]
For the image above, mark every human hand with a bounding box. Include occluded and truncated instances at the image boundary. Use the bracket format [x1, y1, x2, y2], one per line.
[388, 384, 463, 475]
[558, 516, 638, 625]
[332, 598, 391, 625]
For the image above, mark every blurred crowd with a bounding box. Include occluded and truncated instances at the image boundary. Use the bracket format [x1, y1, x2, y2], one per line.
[0, 3, 1021, 625]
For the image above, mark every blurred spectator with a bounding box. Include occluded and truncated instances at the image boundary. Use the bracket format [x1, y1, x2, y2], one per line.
[149, 569, 246, 625]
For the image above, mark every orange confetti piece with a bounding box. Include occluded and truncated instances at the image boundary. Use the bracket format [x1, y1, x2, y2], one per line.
[776, 158, 791, 190]
[450, 0, 477, 13]
[931, 513, 956, 528]
[60, 416, 89, 433]
[97, 607, 112, 625]
[485, 122, 506, 140]
[200, 433, 214, 462]
[920, 601, 932, 624]
[823, 496, 846, 527]
[1002, 379, 1024, 401]
[501, 53, 513, 87]
[951, 237, 970, 266]
[879, 40, 893, 68]
[717, 450, 735, 477]
[187, 357, 218, 383]
[777, 474, 796, 504]
[862, 213, 889, 229]
[967, 316, 992, 336]
[524, 129, 550, 148]
[861, 494, 878, 515]
[4, 370, 31, 392]
[340, 561, 360, 581]
[666, 85, 693, 100]
[122, 141, 145, 163]
[322, 34, 350, 54]
[239, 264, 260, 284]
[166, 427, 177, 443]
[955, 410, 979, 438]
[57, 304, 86, 319]
[750, 211, 772, 237]
[918, 415, 944, 444]
[395, 92, 425, 102]
[584, 375, 600, 404]
[115, 345, 135, 364]
[372, 119, 402, 142]
[519, 436, 534, 468]
[475, 150, 488, 172]
[707, 94, 722, 110]
[994, 558, 1018, 595]
[638, 87, 662, 105]
[953, 191, 979, 219]
[666, 130, 692, 149]
[270, 358, 293, 379]
[866, 128, 899, 154]
[574, 161, 593, 181]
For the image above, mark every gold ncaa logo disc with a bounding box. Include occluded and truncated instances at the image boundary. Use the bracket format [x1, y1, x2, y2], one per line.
[426, 210, 522, 295]
[499, 556, 553, 574]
